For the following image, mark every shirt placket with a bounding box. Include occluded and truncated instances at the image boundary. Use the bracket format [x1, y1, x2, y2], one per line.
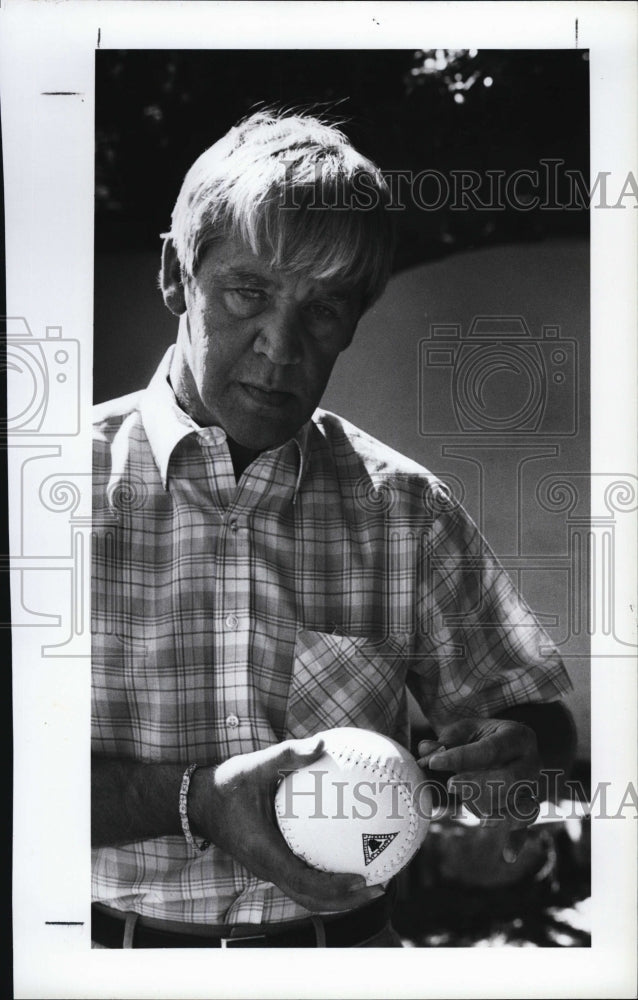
[205, 437, 305, 763]
[213, 500, 254, 758]
[197, 432, 256, 761]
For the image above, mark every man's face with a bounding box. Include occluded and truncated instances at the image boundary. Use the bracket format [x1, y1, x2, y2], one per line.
[169, 233, 361, 452]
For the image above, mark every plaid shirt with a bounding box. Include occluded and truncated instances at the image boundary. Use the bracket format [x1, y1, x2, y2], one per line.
[91, 348, 571, 924]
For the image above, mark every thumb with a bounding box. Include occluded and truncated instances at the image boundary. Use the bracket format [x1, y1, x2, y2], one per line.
[267, 736, 326, 778]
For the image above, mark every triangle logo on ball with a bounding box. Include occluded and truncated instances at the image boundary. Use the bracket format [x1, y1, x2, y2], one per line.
[362, 832, 399, 866]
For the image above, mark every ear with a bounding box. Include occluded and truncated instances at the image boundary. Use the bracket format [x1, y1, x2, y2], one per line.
[160, 239, 187, 316]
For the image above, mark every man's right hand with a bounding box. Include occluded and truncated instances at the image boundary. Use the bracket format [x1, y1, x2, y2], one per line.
[188, 737, 379, 913]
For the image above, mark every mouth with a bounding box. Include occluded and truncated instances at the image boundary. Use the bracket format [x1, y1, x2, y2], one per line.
[239, 382, 294, 407]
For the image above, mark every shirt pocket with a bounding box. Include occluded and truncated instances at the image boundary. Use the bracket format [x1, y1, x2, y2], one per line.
[285, 629, 409, 739]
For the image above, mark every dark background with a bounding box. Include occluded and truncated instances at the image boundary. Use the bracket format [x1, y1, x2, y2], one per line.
[95, 48, 589, 266]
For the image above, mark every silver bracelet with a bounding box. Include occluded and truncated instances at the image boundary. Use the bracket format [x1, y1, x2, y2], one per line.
[179, 763, 210, 852]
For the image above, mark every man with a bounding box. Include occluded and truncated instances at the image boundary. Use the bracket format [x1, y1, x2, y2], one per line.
[91, 110, 574, 948]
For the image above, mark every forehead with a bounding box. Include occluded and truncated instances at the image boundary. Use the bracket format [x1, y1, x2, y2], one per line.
[197, 234, 359, 300]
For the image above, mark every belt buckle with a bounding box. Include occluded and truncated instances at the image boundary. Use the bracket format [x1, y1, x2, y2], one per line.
[220, 931, 268, 948]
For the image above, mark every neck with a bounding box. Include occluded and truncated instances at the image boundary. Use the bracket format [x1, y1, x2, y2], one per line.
[226, 439, 260, 481]
[169, 340, 260, 482]
[169, 339, 208, 426]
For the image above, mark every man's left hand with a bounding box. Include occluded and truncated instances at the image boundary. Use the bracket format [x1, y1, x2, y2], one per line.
[417, 717, 542, 844]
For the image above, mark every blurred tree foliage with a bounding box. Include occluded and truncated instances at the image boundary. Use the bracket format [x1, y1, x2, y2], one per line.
[95, 49, 589, 269]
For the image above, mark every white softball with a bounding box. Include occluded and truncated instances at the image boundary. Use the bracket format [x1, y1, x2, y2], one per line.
[274, 727, 431, 886]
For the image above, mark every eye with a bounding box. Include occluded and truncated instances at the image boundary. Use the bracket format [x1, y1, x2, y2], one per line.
[306, 301, 339, 322]
[224, 287, 268, 316]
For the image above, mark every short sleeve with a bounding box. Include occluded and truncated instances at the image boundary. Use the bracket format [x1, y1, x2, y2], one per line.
[407, 499, 572, 727]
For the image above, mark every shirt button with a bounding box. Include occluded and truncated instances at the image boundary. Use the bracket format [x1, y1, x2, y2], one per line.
[225, 614, 239, 630]
[226, 714, 239, 729]
[229, 518, 238, 533]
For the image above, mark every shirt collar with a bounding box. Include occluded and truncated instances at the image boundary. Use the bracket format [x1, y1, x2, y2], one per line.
[139, 346, 312, 500]
[139, 346, 206, 489]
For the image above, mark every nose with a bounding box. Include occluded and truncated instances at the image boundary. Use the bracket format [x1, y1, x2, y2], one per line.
[253, 304, 302, 366]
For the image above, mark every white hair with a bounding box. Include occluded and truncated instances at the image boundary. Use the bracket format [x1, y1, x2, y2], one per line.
[164, 110, 395, 312]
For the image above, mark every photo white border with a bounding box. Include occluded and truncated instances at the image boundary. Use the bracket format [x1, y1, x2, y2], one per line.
[3, 1, 636, 997]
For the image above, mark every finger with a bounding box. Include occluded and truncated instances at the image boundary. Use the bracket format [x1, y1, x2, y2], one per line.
[445, 767, 504, 822]
[421, 720, 486, 770]
[274, 863, 380, 913]
[243, 798, 379, 912]
[446, 767, 517, 823]
[235, 846, 376, 913]
[416, 740, 446, 767]
[427, 720, 537, 773]
[447, 769, 541, 828]
[430, 719, 482, 748]
[427, 732, 520, 773]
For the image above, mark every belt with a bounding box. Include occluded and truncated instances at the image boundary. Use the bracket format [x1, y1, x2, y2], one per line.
[92, 891, 393, 949]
